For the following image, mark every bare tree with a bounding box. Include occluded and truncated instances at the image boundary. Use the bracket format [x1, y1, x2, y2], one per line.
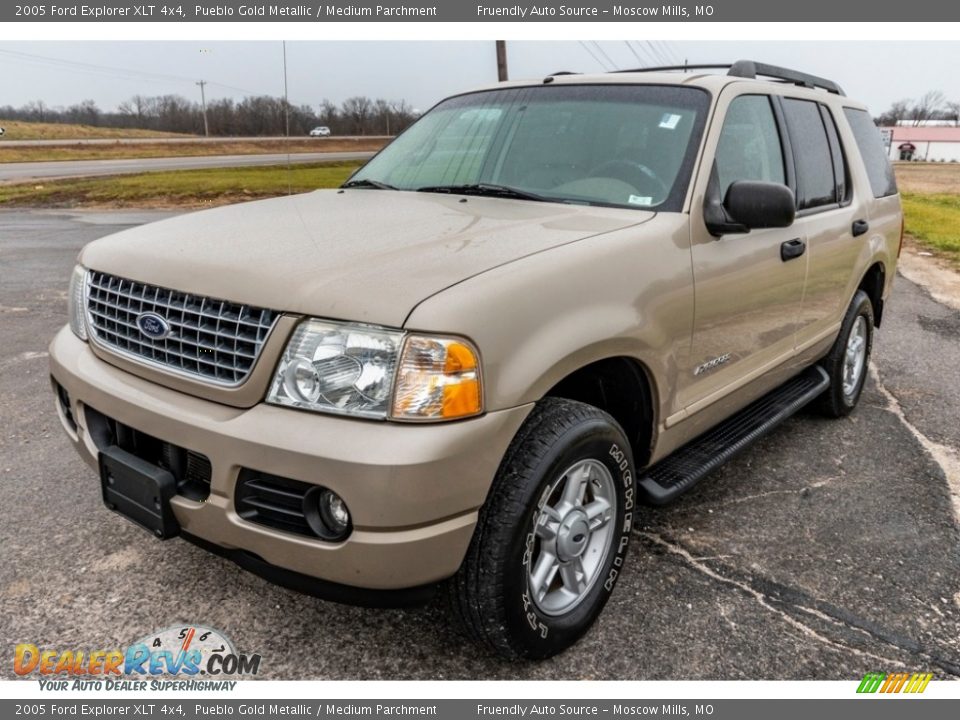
[118, 95, 153, 128]
[24, 100, 48, 122]
[909, 91, 945, 126]
[876, 99, 911, 126]
[4, 92, 417, 137]
[342, 96, 373, 135]
[946, 101, 960, 127]
[66, 99, 100, 126]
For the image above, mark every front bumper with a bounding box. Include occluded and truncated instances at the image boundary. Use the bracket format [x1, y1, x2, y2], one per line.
[49, 327, 531, 594]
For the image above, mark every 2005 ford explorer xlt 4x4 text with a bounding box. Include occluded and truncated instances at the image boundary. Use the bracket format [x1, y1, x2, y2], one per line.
[50, 61, 903, 659]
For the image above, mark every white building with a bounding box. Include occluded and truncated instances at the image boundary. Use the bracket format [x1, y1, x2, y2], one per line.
[882, 126, 960, 162]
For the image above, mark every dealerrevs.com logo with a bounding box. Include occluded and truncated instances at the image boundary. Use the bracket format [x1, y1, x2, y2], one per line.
[15, 626, 261, 691]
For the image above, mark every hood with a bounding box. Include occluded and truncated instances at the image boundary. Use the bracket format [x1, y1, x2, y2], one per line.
[80, 189, 653, 327]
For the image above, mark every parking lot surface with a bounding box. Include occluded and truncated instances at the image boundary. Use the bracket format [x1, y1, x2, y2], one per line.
[1, 209, 958, 680]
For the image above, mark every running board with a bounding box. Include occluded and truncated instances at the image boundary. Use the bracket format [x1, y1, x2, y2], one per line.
[638, 365, 830, 506]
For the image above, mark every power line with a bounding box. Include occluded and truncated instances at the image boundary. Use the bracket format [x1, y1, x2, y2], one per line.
[624, 41, 645, 67]
[626, 41, 658, 68]
[658, 41, 682, 65]
[590, 41, 619, 71]
[578, 41, 612, 71]
[0, 47, 275, 102]
[645, 41, 670, 66]
[0, 48, 198, 85]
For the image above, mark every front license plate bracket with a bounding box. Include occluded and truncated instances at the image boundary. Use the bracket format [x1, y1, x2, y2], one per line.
[99, 445, 180, 539]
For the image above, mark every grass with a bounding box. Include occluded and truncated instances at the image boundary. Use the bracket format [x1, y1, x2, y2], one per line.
[0, 138, 388, 162]
[893, 163, 960, 268]
[901, 193, 960, 263]
[0, 161, 362, 208]
[893, 161, 960, 195]
[0, 119, 189, 141]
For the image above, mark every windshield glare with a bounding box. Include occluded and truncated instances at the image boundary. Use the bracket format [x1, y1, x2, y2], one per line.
[350, 84, 710, 211]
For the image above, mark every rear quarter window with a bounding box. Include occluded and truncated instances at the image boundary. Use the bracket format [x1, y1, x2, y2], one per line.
[843, 108, 899, 198]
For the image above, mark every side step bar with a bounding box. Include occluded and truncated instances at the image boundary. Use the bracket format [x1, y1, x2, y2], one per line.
[638, 366, 830, 506]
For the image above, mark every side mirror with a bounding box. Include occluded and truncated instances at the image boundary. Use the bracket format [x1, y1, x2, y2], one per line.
[724, 180, 796, 231]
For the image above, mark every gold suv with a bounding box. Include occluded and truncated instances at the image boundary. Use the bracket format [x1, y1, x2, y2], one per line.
[50, 61, 903, 659]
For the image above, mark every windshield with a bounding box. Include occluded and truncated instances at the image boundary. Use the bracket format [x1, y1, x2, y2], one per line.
[348, 84, 710, 211]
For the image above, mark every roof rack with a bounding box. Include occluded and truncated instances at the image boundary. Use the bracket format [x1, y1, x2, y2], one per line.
[610, 60, 845, 96]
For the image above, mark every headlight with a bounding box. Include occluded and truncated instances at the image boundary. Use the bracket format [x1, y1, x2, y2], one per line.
[68, 265, 88, 341]
[267, 319, 483, 422]
[267, 319, 403, 418]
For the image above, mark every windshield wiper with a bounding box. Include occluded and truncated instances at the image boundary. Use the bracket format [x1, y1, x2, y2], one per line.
[341, 178, 397, 190]
[416, 183, 551, 202]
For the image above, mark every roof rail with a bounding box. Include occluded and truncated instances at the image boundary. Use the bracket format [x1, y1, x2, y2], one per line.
[610, 60, 845, 96]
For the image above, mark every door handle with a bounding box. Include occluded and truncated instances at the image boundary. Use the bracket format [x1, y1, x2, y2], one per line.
[780, 238, 806, 262]
[852, 219, 870, 237]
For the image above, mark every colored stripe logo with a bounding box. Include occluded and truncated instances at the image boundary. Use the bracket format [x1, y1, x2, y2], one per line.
[857, 672, 933, 694]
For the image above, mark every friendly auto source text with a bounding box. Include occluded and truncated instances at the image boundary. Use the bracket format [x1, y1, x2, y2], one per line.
[475, 5, 713, 17]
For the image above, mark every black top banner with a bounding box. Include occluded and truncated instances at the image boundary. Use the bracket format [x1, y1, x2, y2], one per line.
[4, 0, 958, 22]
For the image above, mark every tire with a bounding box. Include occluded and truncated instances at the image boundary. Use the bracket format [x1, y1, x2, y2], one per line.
[449, 397, 635, 659]
[817, 289, 874, 418]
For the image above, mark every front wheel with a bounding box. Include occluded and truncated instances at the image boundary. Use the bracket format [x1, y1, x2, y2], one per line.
[449, 398, 635, 659]
[817, 289, 874, 418]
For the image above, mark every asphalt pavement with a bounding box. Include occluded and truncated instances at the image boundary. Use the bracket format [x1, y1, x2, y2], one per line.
[0, 152, 375, 183]
[0, 209, 958, 680]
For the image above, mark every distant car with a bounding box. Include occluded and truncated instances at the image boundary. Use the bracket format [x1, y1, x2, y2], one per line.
[309, 126, 331, 137]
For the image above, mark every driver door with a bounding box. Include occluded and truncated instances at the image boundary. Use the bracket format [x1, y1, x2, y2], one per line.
[677, 92, 807, 426]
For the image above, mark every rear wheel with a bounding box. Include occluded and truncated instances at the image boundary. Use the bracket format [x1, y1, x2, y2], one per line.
[450, 398, 635, 659]
[817, 289, 874, 418]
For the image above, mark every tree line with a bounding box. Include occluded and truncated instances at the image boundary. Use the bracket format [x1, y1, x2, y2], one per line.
[875, 91, 960, 127]
[0, 94, 419, 136]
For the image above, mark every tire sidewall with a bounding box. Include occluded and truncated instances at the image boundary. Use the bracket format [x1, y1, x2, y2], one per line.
[837, 294, 874, 411]
[500, 420, 634, 659]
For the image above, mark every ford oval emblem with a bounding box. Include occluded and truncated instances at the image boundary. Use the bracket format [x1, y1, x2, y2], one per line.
[136, 312, 171, 340]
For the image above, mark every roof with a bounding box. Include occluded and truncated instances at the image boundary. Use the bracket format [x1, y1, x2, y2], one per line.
[887, 126, 960, 142]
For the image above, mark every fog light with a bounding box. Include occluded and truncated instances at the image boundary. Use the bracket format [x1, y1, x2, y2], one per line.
[304, 487, 352, 540]
[320, 490, 351, 535]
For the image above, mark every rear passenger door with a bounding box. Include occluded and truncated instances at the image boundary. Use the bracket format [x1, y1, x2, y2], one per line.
[779, 98, 862, 348]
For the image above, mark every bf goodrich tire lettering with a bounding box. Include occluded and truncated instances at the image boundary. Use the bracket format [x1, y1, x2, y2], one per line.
[449, 398, 635, 659]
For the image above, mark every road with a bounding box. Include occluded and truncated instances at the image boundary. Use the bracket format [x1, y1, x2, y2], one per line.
[0, 136, 389, 147]
[0, 151, 376, 183]
[0, 209, 958, 680]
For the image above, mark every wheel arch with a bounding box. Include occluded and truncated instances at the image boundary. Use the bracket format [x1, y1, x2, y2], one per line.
[857, 261, 886, 327]
[542, 355, 657, 468]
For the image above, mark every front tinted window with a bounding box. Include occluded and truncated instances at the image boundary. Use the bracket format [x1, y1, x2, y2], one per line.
[782, 98, 837, 210]
[715, 95, 785, 198]
[844, 108, 898, 198]
[350, 85, 710, 211]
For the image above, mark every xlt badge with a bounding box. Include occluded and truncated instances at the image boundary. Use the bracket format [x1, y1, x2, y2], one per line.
[694, 353, 731, 376]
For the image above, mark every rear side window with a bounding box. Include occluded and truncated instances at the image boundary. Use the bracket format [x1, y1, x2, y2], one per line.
[782, 98, 837, 210]
[844, 108, 898, 198]
[715, 95, 785, 199]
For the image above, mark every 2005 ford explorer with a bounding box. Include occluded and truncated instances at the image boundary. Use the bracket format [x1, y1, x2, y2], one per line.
[50, 61, 903, 659]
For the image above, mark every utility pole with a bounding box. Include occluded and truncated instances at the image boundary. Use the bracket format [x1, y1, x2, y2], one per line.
[496, 40, 508, 82]
[196, 80, 209, 137]
[282, 40, 290, 139]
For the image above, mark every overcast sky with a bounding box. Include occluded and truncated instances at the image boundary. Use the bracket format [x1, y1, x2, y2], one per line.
[1, 41, 958, 115]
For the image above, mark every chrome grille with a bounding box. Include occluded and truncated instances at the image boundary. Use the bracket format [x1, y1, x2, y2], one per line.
[86, 271, 277, 385]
